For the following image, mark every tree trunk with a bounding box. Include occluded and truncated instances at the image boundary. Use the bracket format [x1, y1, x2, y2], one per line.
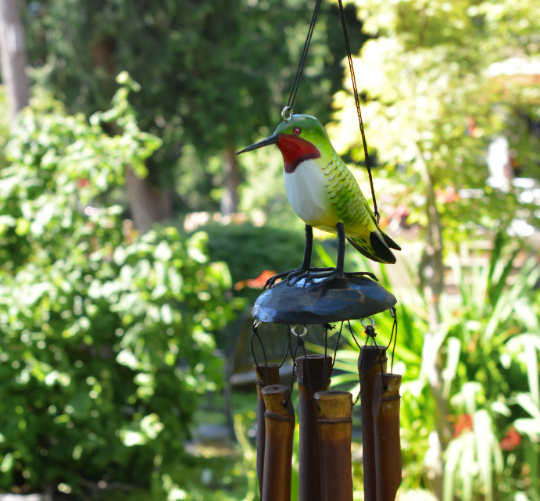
[416, 144, 452, 500]
[125, 168, 173, 234]
[89, 35, 173, 233]
[221, 146, 240, 216]
[0, 0, 30, 120]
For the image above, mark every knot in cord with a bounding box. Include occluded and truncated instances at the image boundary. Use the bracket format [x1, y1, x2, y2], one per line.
[365, 325, 376, 338]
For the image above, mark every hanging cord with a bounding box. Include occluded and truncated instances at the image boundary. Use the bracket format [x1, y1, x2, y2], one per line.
[298, 337, 320, 410]
[284, 331, 303, 407]
[353, 318, 389, 406]
[278, 324, 293, 368]
[332, 321, 345, 366]
[386, 307, 398, 373]
[361, 318, 385, 378]
[336, 0, 379, 222]
[348, 320, 365, 405]
[284, 0, 324, 118]
[347, 320, 362, 350]
[322, 323, 335, 390]
[251, 321, 269, 386]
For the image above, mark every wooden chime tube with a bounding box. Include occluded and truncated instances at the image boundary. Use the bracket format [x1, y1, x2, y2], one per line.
[261, 384, 295, 501]
[359, 346, 388, 501]
[254, 363, 281, 497]
[315, 390, 353, 501]
[373, 373, 403, 501]
[297, 354, 333, 501]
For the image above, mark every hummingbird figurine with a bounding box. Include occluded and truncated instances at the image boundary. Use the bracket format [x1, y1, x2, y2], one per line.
[236, 114, 400, 288]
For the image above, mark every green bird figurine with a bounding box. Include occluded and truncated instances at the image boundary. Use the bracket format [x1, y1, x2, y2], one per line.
[236, 114, 400, 288]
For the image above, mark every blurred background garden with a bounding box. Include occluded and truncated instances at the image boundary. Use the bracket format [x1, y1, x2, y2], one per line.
[0, 0, 539, 500]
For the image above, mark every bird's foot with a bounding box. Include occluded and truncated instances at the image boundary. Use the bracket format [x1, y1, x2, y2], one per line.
[301, 269, 378, 289]
[264, 267, 334, 289]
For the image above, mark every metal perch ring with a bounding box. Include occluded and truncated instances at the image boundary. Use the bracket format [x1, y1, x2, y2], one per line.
[292, 324, 308, 337]
[281, 106, 293, 121]
[361, 317, 375, 329]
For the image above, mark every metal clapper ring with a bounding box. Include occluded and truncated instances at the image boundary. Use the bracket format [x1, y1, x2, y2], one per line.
[281, 106, 293, 121]
[292, 324, 308, 337]
[253, 320, 262, 329]
[361, 317, 375, 329]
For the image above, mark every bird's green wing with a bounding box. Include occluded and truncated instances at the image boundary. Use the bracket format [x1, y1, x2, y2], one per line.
[325, 154, 375, 230]
[325, 155, 400, 264]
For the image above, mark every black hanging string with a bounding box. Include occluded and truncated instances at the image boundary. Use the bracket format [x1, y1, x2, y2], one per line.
[251, 322, 269, 385]
[350, 319, 388, 396]
[332, 321, 345, 366]
[363, 321, 386, 385]
[285, 0, 323, 113]
[336, 0, 379, 221]
[386, 307, 398, 373]
[284, 329, 302, 408]
[299, 338, 320, 410]
[278, 324, 293, 368]
[322, 323, 335, 390]
[347, 320, 362, 350]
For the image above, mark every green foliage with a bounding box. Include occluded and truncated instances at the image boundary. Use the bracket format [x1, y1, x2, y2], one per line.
[200, 222, 306, 284]
[330, 0, 540, 241]
[0, 85, 8, 168]
[312, 236, 540, 498]
[23, 0, 366, 213]
[0, 78, 234, 491]
[441, 236, 540, 501]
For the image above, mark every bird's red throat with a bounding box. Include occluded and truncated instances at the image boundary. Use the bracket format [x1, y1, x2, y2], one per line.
[277, 135, 321, 173]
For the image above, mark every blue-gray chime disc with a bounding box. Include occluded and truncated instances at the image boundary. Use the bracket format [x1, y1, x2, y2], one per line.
[253, 276, 396, 325]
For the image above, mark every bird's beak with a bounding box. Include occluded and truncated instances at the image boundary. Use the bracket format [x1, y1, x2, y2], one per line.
[235, 134, 279, 155]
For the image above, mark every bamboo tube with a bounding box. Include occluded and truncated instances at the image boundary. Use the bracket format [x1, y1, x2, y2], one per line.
[359, 346, 388, 501]
[315, 390, 353, 501]
[261, 384, 295, 501]
[254, 363, 280, 497]
[297, 354, 333, 501]
[373, 373, 403, 501]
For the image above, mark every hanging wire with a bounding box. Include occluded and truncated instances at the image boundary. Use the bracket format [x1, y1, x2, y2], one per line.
[299, 337, 320, 410]
[347, 320, 362, 350]
[322, 323, 335, 390]
[386, 307, 398, 373]
[331, 321, 345, 367]
[363, 319, 386, 387]
[284, 0, 324, 116]
[284, 331, 302, 407]
[353, 318, 389, 393]
[251, 321, 269, 385]
[336, 0, 379, 221]
[277, 324, 293, 368]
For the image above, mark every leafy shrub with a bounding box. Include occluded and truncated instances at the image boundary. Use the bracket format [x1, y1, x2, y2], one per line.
[0, 75, 234, 492]
[199, 222, 306, 285]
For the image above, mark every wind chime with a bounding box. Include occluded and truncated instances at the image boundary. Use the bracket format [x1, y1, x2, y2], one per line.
[235, 1, 403, 500]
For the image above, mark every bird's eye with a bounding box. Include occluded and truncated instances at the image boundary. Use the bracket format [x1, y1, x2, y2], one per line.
[293, 127, 301, 136]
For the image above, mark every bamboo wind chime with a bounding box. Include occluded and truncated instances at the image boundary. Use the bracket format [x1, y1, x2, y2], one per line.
[240, 0, 404, 498]
[252, 305, 403, 501]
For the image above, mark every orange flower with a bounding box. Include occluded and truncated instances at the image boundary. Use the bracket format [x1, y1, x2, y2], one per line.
[234, 270, 277, 290]
[453, 414, 473, 437]
[500, 427, 521, 451]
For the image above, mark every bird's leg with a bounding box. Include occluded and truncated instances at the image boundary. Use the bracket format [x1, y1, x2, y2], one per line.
[336, 222, 345, 274]
[264, 225, 333, 289]
[303, 223, 378, 287]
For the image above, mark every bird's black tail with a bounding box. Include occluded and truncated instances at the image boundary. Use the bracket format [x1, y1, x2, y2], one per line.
[347, 229, 400, 264]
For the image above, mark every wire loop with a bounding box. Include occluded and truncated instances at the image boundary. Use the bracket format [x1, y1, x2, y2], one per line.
[281, 106, 293, 121]
[292, 324, 308, 337]
[361, 317, 375, 329]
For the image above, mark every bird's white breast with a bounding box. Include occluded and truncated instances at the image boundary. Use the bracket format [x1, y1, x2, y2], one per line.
[284, 159, 334, 229]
